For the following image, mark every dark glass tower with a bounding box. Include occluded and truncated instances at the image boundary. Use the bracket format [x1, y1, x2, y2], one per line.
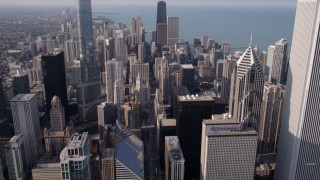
[12, 71, 30, 96]
[76, 0, 101, 121]
[157, 1, 167, 24]
[0, 78, 6, 120]
[41, 51, 68, 117]
[156, 1, 167, 46]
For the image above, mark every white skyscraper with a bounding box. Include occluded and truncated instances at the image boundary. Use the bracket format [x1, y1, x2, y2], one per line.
[11, 94, 42, 169]
[200, 116, 258, 180]
[167, 16, 179, 47]
[229, 38, 264, 130]
[275, 1, 320, 179]
[60, 132, 91, 180]
[271, 39, 288, 84]
[164, 136, 185, 180]
[5, 134, 27, 180]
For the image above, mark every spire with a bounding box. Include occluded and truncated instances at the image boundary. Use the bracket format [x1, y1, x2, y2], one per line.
[249, 33, 253, 47]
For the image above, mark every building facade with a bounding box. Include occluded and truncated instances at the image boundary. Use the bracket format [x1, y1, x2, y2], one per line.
[167, 16, 179, 47]
[200, 117, 258, 180]
[275, 0, 320, 179]
[164, 136, 185, 180]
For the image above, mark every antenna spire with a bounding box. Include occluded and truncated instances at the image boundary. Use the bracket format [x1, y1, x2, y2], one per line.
[249, 32, 253, 47]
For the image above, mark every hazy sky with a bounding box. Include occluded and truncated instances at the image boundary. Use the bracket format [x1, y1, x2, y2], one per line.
[0, 0, 297, 6]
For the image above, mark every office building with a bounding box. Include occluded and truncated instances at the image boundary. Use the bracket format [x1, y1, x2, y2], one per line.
[64, 40, 79, 65]
[265, 45, 275, 81]
[41, 50, 68, 114]
[229, 40, 264, 130]
[165, 136, 185, 180]
[173, 94, 216, 179]
[115, 121, 144, 179]
[76, 0, 101, 122]
[258, 83, 285, 155]
[275, 1, 320, 179]
[32, 158, 61, 180]
[138, 43, 145, 63]
[0, 78, 8, 137]
[105, 59, 124, 103]
[221, 56, 237, 103]
[221, 42, 231, 56]
[97, 102, 117, 142]
[260, 51, 268, 73]
[167, 16, 179, 47]
[131, 63, 149, 85]
[200, 116, 258, 180]
[271, 39, 288, 84]
[5, 134, 27, 180]
[60, 132, 91, 180]
[101, 148, 115, 180]
[13, 70, 30, 96]
[11, 94, 42, 169]
[157, 23, 168, 46]
[50, 96, 66, 131]
[44, 127, 72, 158]
[180, 64, 195, 93]
[159, 58, 170, 104]
[155, 1, 167, 46]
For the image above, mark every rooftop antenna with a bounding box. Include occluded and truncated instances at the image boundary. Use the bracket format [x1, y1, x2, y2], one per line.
[249, 32, 253, 47]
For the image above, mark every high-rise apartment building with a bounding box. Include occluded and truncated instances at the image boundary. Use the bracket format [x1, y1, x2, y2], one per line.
[200, 116, 258, 180]
[11, 94, 42, 169]
[271, 39, 288, 84]
[60, 132, 91, 180]
[13, 70, 30, 96]
[5, 134, 27, 180]
[167, 16, 179, 47]
[76, 0, 101, 122]
[258, 83, 285, 155]
[229, 41, 264, 130]
[275, 1, 320, 179]
[41, 50, 68, 114]
[164, 136, 185, 180]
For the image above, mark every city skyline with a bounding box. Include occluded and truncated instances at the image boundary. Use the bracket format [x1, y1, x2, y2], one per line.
[0, 0, 297, 6]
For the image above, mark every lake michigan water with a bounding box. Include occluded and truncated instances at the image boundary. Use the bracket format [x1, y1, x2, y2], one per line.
[93, 4, 296, 52]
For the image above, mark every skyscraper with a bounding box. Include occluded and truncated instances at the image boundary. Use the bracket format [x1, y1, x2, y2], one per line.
[258, 83, 285, 155]
[265, 45, 275, 81]
[271, 39, 288, 84]
[156, 1, 167, 46]
[228, 39, 264, 130]
[12, 70, 30, 96]
[60, 132, 91, 180]
[221, 56, 237, 103]
[164, 136, 185, 180]
[0, 78, 8, 137]
[275, 1, 320, 179]
[11, 94, 42, 169]
[180, 64, 195, 93]
[157, 1, 167, 24]
[41, 50, 68, 114]
[200, 117, 258, 180]
[50, 95, 66, 131]
[76, 0, 101, 122]
[105, 59, 124, 103]
[5, 134, 27, 180]
[167, 16, 179, 47]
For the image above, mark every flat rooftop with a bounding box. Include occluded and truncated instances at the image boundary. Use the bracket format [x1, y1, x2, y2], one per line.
[161, 119, 176, 127]
[180, 64, 194, 69]
[11, 94, 36, 102]
[178, 94, 214, 102]
[203, 118, 257, 136]
[165, 136, 184, 161]
[68, 132, 88, 149]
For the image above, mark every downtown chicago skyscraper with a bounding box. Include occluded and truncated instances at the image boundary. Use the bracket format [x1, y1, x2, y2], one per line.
[275, 0, 320, 179]
[76, 0, 101, 121]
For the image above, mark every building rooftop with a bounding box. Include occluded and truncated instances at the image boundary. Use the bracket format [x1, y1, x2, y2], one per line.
[161, 119, 176, 127]
[11, 93, 36, 102]
[68, 132, 88, 149]
[178, 94, 214, 102]
[180, 64, 194, 69]
[203, 116, 257, 136]
[115, 120, 144, 179]
[165, 136, 184, 161]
